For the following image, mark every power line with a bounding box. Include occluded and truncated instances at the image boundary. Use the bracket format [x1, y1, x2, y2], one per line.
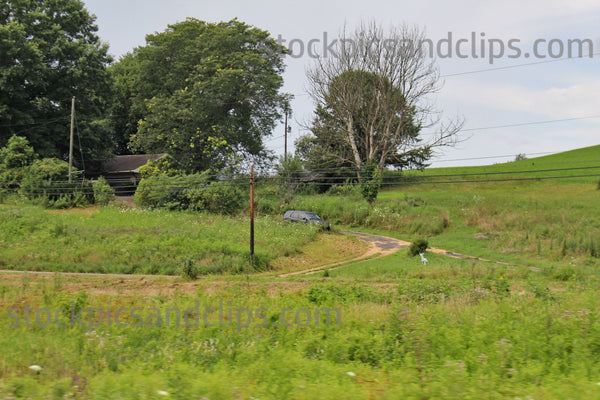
[431, 151, 556, 163]
[419, 115, 600, 139]
[460, 115, 600, 132]
[3, 172, 598, 196]
[398, 164, 600, 179]
[3, 164, 599, 195]
[441, 52, 600, 78]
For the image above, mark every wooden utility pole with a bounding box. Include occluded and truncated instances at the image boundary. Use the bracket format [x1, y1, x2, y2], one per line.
[250, 165, 255, 266]
[68, 96, 75, 183]
[284, 111, 288, 161]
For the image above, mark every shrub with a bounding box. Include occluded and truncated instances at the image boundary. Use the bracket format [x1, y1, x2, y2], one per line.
[181, 259, 199, 280]
[186, 183, 244, 215]
[138, 155, 182, 178]
[360, 163, 381, 204]
[408, 238, 429, 257]
[20, 180, 94, 209]
[93, 176, 116, 205]
[135, 173, 245, 214]
[0, 135, 36, 190]
[515, 153, 528, 161]
[0, 135, 34, 170]
[26, 158, 70, 181]
[135, 174, 185, 209]
[44, 190, 93, 209]
[275, 154, 305, 195]
[327, 182, 360, 198]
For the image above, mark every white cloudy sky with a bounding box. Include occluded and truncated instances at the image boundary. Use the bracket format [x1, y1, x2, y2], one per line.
[84, 0, 600, 166]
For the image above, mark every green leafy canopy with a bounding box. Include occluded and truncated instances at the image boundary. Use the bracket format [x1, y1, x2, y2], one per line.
[114, 18, 290, 173]
[0, 0, 114, 165]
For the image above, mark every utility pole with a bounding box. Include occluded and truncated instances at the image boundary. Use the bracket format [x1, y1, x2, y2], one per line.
[250, 164, 255, 266]
[68, 96, 75, 183]
[284, 111, 288, 161]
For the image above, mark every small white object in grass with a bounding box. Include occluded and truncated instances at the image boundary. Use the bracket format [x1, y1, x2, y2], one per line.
[347, 371, 356, 377]
[157, 390, 169, 396]
[419, 252, 428, 265]
[28, 365, 42, 372]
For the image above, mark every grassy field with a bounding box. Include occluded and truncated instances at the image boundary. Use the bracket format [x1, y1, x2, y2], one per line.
[0, 204, 365, 275]
[0, 145, 599, 399]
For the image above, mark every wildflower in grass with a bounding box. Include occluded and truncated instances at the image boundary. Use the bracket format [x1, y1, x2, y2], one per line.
[347, 371, 356, 377]
[157, 390, 169, 396]
[28, 365, 42, 372]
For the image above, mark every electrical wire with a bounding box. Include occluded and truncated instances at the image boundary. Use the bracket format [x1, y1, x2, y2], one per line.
[2, 164, 598, 196]
[2, 162, 599, 187]
[441, 52, 600, 78]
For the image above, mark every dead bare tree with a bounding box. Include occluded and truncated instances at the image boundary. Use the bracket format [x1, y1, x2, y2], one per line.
[306, 22, 464, 180]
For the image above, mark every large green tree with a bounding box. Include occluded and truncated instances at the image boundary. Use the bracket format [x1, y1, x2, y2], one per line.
[114, 18, 289, 173]
[0, 0, 114, 167]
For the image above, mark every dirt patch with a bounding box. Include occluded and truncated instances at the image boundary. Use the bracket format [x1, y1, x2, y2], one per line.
[49, 205, 100, 216]
[0, 271, 389, 298]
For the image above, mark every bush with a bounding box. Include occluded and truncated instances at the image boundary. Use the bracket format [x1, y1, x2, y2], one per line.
[186, 184, 244, 215]
[0, 135, 36, 190]
[327, 183, 360, 198]
[0, 135, 34, 170]
[408, 238, 429, 257]
[135, 173, 245, 214]
[138, 155, 182, 178]
[93, 176, 116, 206]
[135, 174, 185, 209]
[515, 153, 528, 161]
[275, 155, 305, 195]
[181, 259, 199, 280]
[360, 164, 381, 204]
[26, 158, 70, 181]
[20, 180, 94, 209]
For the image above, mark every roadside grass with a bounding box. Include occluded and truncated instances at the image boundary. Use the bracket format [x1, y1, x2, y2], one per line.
[0, 204, 321, 275]
[2, 265, 600, 399]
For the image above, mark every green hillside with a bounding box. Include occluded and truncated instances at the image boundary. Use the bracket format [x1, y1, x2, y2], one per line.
[396, 144, 600, 183]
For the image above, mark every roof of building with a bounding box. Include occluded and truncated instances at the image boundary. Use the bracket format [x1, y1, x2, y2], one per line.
[102, 154, 167, 173]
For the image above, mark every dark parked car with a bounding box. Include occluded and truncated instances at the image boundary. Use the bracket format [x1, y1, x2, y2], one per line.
[283, 210, 331, 230]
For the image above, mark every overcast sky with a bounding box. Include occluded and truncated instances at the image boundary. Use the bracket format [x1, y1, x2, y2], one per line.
[84, 0, 600, 166]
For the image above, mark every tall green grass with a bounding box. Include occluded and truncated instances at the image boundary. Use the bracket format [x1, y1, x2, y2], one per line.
[0, 205, 320, 275]
[2, 264, 600, 399]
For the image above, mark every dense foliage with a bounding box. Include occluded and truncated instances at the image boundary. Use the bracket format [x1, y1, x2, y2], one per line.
[135, 173, 246, 215]
[112, 18, 289, 172]
[0, 0, 114, 165]
[0, 135, 98, 208]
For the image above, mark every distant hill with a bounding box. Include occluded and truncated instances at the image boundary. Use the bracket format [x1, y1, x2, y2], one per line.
[396, 144, 600, 183]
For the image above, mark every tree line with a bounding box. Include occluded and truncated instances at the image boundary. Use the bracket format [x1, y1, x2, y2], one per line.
[1, 0, 461, 195]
